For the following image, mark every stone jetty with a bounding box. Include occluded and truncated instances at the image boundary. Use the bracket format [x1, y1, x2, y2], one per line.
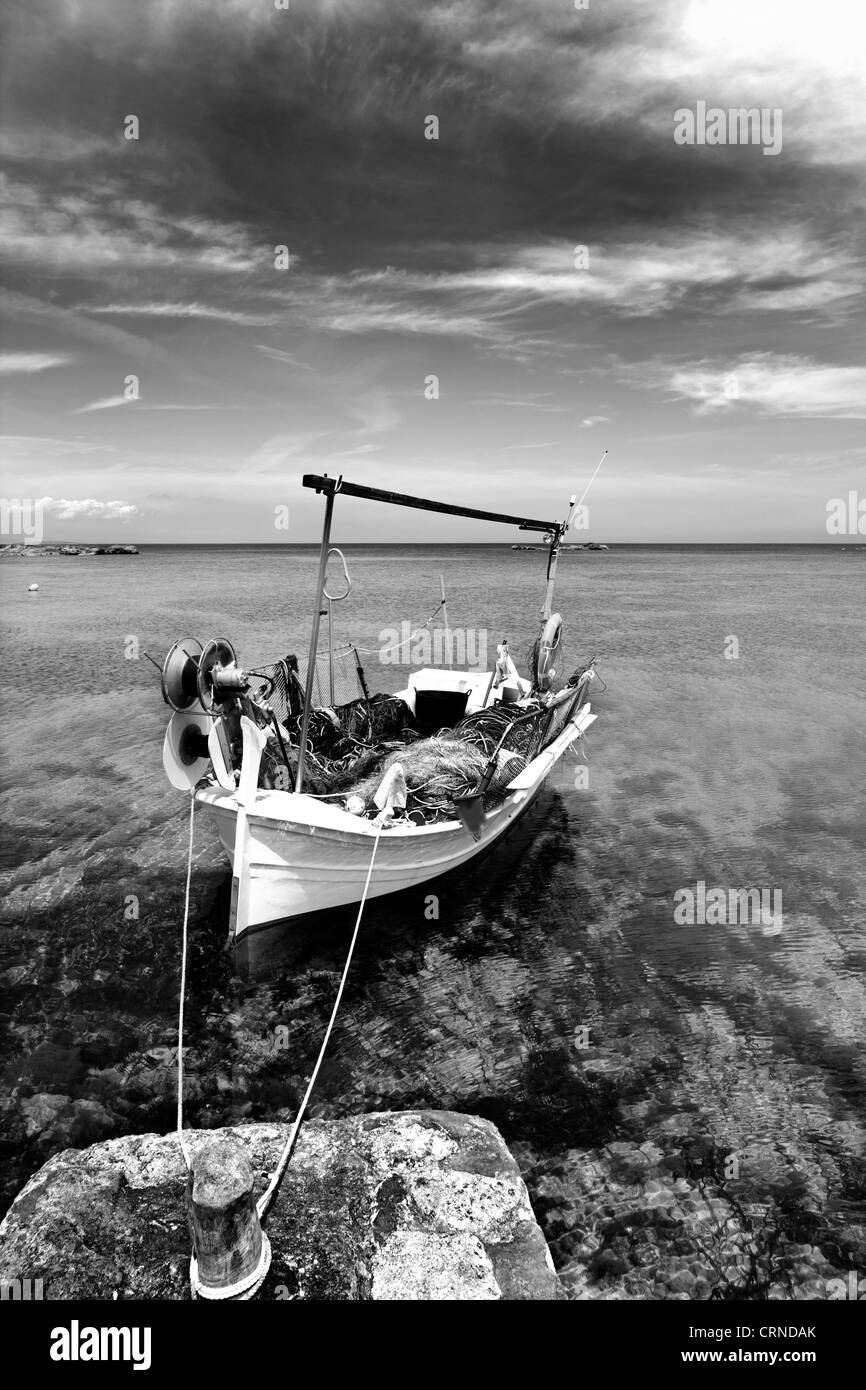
[0, 1111, 564, 1301]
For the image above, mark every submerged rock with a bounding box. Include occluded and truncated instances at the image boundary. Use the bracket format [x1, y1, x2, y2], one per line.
[0, 1110, 563, 1301]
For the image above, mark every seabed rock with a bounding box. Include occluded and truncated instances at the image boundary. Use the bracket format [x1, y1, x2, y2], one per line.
[0, 1110, 563, 1301]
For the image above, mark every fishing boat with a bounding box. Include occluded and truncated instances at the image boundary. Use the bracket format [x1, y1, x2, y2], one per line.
[158, 474, 600, 939]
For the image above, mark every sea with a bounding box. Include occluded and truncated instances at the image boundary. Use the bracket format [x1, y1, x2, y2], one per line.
[1, 543, 864, 1298]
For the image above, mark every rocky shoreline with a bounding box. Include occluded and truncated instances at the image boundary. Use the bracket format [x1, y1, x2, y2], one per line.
[0, 543, 139, 556]
[0, 1111, 563, 1300]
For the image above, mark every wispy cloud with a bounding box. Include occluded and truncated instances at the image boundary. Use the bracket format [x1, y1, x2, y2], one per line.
[334, 443, 381, 457]
[73, 395, 132, 414]
[0, 435, 117, 457]
[344, 232, 862, 324]
[87, 302, 279, 326]
[1, 176, 260, 274]
[37, 497, 139, 521]
[667, 355, 866, 418]
[0, 130, 123, 163]
[0, 352, 68, 374]
[255, 345, 313, 368]
[242, 432, 328, 473]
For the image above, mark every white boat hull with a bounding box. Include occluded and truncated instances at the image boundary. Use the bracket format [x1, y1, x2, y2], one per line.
[196, 704, 596, 938]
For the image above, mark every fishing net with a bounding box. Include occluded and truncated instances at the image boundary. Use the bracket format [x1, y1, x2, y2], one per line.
[249, 644, 369, 723]
[249, 647, 597, 820]
[338, 701, 552, 819]
[349, 738, 489, 818]
[256, 692, 419, 795]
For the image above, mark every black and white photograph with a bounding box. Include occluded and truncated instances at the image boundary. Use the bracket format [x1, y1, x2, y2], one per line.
[0, 0, 864, 1354]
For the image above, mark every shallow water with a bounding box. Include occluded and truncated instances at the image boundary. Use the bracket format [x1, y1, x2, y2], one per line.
[1, 544, 864, 1298]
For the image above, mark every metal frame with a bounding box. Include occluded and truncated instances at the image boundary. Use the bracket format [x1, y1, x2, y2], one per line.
[295, 473, 578, 796]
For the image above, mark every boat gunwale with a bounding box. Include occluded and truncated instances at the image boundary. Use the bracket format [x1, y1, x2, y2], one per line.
[195, 700, 594, 840]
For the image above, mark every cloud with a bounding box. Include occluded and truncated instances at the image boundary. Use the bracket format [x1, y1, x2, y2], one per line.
[0, 130, 123, 163]
[0, 435, 117, 457]
[0, 352, 68, 374]
[73, 395, 131, 414]
[468, 392, 575, 413]
[0, 0, 863, 542]
[334, 443, 381, 457]
[348, 232, 862, 323]
[220, 227, 862, 356]
[347, 392, 400, 436]
[0, 175, 259, 274]
[37, 497, 139, 521]
[667, 355, 866, 418]
[242, 432, 328, 473]
[254, 345, 313, 368]
[87, 302, 280, 326]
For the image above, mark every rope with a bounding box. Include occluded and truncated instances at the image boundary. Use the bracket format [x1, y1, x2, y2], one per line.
[349, 600, 444, 657]
[257, 826, 383, 1222]
[190, 1235, 272, 1301]
[176, 790, 195, 1171]
[175, 789, 274, 1301]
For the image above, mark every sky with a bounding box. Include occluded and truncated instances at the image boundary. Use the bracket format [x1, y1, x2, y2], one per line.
[1, 0, 864, 543]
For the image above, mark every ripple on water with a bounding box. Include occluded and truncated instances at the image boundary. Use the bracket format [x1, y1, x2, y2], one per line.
[1, 546, 864, 1297]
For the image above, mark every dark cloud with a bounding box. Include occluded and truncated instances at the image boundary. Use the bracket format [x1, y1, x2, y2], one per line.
[1, 0, 863, 539]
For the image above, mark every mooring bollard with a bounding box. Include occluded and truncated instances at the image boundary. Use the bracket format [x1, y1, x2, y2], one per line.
[186, 1138, 271, 1299]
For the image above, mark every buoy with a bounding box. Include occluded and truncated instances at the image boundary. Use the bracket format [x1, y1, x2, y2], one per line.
[186, 1138, 271, 1299]
[28, 583, 39, 592]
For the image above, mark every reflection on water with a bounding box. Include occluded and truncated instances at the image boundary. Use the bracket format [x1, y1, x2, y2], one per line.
[1, 545, 864, 1298]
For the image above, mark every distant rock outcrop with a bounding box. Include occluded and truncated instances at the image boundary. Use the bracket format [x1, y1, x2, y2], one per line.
[0, 544, 138, 556]
[0, 1111, 563, 1301]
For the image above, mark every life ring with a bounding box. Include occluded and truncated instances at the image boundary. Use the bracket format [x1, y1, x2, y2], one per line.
[535, 613, 563, 691]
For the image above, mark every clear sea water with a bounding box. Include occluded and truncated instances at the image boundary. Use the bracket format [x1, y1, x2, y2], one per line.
[1, 544, 864, 1294]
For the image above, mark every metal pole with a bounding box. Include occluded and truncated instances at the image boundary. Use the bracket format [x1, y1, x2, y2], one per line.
[539, 451, 606, 623]
[439, 574, 451, 670]
[540, 491, 581, 624]
[327, 597, 335, 705]
[295, 489, 336, 795]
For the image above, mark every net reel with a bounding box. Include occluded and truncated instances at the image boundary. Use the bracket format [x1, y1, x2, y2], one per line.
[197, 638, 248, 712]
[163, 710, 212, 790]
[160, 635, 248, 792]
[162, 708, 236, 792]
[161, 637, 204, 711]
[161, 636, 249, 713]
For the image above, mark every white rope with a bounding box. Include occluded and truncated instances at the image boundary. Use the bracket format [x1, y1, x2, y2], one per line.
[349, 601, 444, 657]
[176, 789, 274, 1302]
[190, 1233, 272, 1301]
[257, 827, 383, 1221]
[176, 790, 195, 1171]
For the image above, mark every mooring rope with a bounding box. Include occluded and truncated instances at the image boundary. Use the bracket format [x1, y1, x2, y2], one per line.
[174, 800, 380, 1245]
[176, 789, 196, 1171]
[256, 826, 383, 1221]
